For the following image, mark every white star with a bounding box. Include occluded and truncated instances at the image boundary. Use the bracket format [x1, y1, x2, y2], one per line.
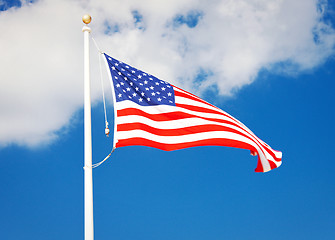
[141, 92, 145, 96]
[139, 98, 143, 102]
[112, 66, 116, 70]
[126, 87, 131, 91]
[132, 70, 135, 73]
[147, 97, 151, 101]
[157, 98, 162, 102]
[161, 87, 166, 91]
[151, 92, 156, 96]
[118, 93, 122, 98]
[118, 72, 122, 75]
[145, 87, 149, 91]
[130, 82, 133, 86]
[150, 86, 154, 90]
[144, 80, 148, 84]
[167, 92, 172, 96]
[135, 87, 139, 91]
[155, 82, 159, 85]
[132, 93, 137, 97]
[115, 63, 119, 66]
[138, 75, 142, 79]
[124, 77, 128, 80]
[120, 82, 124, 86]
[116, 84, 120, 87]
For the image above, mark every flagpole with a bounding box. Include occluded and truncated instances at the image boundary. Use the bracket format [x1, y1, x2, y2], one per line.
[82, 15, 94, 240]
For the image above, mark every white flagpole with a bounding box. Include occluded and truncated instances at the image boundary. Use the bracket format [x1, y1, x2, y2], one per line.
[82, 14, 94, 240]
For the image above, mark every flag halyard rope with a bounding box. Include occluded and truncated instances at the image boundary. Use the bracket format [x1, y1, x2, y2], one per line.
[98, 51, 110, 136]
[84, 147, 116, 169]
[81, 35, 115, 170]
[92, 36, 110, 137]
[91, 36, 103, 54]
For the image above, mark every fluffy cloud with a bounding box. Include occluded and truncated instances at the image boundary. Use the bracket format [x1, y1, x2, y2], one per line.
[0, 0, 334, 147]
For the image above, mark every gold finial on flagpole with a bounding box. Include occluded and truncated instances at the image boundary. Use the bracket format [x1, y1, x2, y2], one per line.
[82, 14, 92, 24]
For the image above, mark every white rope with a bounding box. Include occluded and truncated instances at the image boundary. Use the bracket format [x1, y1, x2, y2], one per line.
[81, 36, 114, 170]
[98, 52, 109, 132]
[92, 147, 115, 168]
[92, 36, 103, 54]
[92, 36, 110, 136]
[84, 147, 116, 169]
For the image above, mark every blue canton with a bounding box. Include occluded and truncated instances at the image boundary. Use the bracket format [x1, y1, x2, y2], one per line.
[105, 54, 176, 107]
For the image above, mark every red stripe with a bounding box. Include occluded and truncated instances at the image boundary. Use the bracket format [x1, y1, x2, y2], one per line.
[116, 137, 258, 153]
[268, 160, 278, 170]
[117, 108, 241, 128]
[174, 86, 220, 110]
[116, 137, 280, 173]
[175, 103, 226, 116]
[255, 158, 279, 172]
[175, 103, 239, 125]
[254, 159, 264, 172]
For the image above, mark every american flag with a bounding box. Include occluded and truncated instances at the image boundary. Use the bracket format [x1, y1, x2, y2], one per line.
[104, 53, 282, 172]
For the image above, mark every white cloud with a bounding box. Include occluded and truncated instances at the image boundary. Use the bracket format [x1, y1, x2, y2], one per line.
[0, 0, 334, 147]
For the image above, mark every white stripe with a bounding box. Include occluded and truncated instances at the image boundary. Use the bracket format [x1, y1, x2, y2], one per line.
[116, 100, 239, 125]
[117, 129, 272, 172]
[274, 150, 282, 159]
[118, 115, 243, 130]
[118, 129, 258, 148]
[173, 87, 213, 106]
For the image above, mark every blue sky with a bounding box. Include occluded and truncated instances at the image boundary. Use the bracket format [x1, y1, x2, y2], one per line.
[1, 0, 335, 239]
